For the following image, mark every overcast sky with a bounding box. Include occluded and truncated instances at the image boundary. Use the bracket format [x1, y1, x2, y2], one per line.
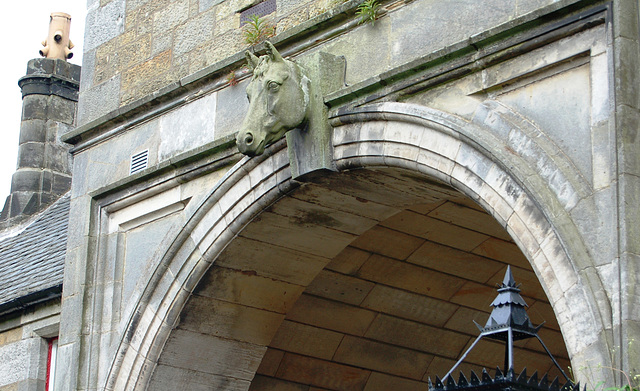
[0, 1, 86, 204]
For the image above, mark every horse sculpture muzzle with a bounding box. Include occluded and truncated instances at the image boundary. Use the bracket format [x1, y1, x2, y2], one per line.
[236, 42, 309, 156]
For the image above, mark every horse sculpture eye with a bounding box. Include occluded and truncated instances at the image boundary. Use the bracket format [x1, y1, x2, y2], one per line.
[268, 81, 280, 91]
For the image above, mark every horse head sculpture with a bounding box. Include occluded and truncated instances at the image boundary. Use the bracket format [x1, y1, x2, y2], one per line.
[236, 42, 310, 156]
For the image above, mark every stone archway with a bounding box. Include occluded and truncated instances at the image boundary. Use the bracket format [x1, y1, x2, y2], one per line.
[244, 182, 572, 390]
[106, 103, 611, 390]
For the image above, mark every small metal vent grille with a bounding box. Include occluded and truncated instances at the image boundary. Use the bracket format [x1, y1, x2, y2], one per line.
[130, 150, 149, 175]
[240, 0, 277, 24]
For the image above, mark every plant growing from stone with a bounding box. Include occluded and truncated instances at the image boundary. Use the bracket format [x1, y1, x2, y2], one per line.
[242, 15, 276, 46]
[226, 70, 239, 86]
[356, 0, 381, 25]
[569, 340, 639, 391]
[583, 369, 639, 391]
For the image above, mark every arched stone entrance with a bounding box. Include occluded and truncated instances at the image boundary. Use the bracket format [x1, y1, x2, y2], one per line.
[107, 104, 611, 390]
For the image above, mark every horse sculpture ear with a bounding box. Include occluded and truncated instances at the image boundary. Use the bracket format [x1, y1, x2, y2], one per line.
[265, 41, 284, 63]
[246, 51, 260, 70]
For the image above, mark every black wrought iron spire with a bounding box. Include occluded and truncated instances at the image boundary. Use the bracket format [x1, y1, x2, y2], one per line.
[475, 265, 542, 341]
[429, 266, 579, 391]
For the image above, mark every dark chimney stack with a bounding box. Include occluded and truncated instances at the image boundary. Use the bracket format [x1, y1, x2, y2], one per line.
[0, 14, 80, 228]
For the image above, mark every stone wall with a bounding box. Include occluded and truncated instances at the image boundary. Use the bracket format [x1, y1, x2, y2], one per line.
[79, 0, 337, 125]
[0, 302, 60, 391]
[77, 0, 574, 126]
[58, 0, 640, 389]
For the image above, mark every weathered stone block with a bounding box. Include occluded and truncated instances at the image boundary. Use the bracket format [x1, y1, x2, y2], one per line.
[408, 241, 503, 283]
[216, 81, 249, 139]
[153, 0, 189, 35]
[46, 96, 77, 125]
[194, 266, 305, 314]
[358, 254, 466, 301]
[151, 34, 172, 57]
[120, 34, 153, 71]
[93, 39, 119, 86]
[349, 225, 423, 260]
[472, 237, 530, 269]
[77, 75, 121, 126]
[10, 171, 42, 193]
[52, 174, 72, 195]
[325, 246, 371, 275]
[174, 10, 215, 58]
[41, 171, 53, 193]
[276, 352, 370, 390]
[614, 36, 640, 105]
[277, 7, 309, 33]
[25, 58, 55, 75]
[239, 210, 355, 258]
[21, 96, 48, 121]
[255, 348, 284, 377]
[157, 90, 218, 161]
[0, 339, 36, 387]
[84, 0, 126, 52]
[361, 284, 458, 328]
[121, 50, 172, 96]
[17, 143, 45, 169]
[250, 375, 308, 391]
[149, 364, 252, 390]
[286, 294, 376, 336]
[18, 120, 46, 144]
[219, 235, 327, 284]
[364, 372, 426, 391]
[52, 58, 82, 81]
[305, 269, 375, 305]
[44, 145, 72, 174]
[199, 0, 224, 13]
[333, 335, 432, 379]
[365, 314, 469, 358]
[159, 329, 265, 380]
[0, 328, 22, 346]
[179, 296, 285, 345]
[269, 320, 343, 360]
[216, 13, 239, 34]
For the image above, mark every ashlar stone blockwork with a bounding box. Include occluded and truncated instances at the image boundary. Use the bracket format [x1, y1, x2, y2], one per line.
[90, 108, 609, 390]
[56, 1, 639, 390]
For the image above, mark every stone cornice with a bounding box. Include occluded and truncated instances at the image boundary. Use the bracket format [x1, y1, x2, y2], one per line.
[18, 73, 80, 101]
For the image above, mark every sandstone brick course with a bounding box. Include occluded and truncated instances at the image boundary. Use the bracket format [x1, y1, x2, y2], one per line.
[285, 294, 376, 336]
[333, 336, 432, 380]
[269, 320, 343, 360]
[83, 0, 329, 116]
[194, 266, 305, 314]
[255, 348, 285, 377]
[0, 328, 22, 346]
[361, 284, 458, 327]
[276, 353, 371, 390]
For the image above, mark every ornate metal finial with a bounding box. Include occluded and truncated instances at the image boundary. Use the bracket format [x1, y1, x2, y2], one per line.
[429, 266, 578, 391]
[475, 266, 542, 339]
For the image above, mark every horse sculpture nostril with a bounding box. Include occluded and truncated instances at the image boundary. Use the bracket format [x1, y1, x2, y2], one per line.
[244, 133, 254, 145]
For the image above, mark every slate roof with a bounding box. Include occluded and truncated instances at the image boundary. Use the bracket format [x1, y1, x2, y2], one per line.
[0, 194, 69, 315]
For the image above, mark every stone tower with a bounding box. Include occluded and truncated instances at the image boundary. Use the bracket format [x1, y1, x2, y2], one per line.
[0, 43, 80, 227]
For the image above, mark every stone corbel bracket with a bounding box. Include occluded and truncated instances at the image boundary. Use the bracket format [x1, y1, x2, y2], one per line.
[286, 51, 346, 181]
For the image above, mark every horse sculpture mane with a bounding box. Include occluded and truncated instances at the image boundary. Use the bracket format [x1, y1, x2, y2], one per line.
[236, 42, 311, 156]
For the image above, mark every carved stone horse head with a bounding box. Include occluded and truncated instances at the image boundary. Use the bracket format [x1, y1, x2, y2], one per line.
[236, 42, 310, 156]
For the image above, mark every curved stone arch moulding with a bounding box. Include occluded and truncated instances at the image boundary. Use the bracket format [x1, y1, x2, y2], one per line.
[107, 102, 610, 390]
